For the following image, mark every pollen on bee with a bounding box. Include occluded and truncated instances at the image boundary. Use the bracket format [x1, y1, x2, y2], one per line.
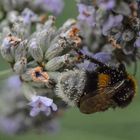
[30, 66, 49, 83]
[98, 73, 110, 91]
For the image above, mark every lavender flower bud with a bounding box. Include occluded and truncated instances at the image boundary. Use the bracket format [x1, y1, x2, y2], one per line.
[12, 20, 31, 39]
[0, 37, 14, 63]
[35, 27, 56, 52]
[13, 57, 27, 74]
[1, 34, 21, 62]
[45, 37, 69, 60]
[134, 37, 140, 48]
[26, 61, 38, 68]
[21, 8, 39, 24]
[38, 16, 56, 51]
[28, 39, 43, 63]
[57, 19, 76, 35]
[15, 40, 28, 61]
[113, 2, 131, 16]
[122, 30, 134, 42]
[46, 26, 81, 60]
[44, 16, 56, 29]
[45, 54, 70, 71]
[7, 11, 19, 23]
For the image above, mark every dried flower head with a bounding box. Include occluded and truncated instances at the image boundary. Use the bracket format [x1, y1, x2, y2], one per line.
[67, 27, 82, 46]
[108, 36, 121, 49]
[30, 67, 49, 83]
[5, 34, 22, 48]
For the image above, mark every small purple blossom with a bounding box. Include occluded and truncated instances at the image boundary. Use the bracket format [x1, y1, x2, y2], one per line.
[21, 8, 38, 24]
[97, 0, 116, 10]
[35, 0, 64, 15]
[80, 47, 94, 57]
[77, 4, 96, 27]
[77, 51, 113, 71]
[77, 60, 96, 72]
[94, 52, 112, 63]
[77, 47, 95, 71]
[102, 14, 123, 36]
[134, 37, 140, 48]
[29, 96, 57, 117]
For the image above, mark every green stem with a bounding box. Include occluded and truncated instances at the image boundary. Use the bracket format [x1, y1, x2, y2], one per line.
[0, 69, 13, 80]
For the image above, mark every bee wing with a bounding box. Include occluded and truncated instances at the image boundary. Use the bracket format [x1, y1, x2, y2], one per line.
[79, 80, 125, 114]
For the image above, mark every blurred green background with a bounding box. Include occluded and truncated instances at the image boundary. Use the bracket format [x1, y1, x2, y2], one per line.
[0, 0, 140, 140]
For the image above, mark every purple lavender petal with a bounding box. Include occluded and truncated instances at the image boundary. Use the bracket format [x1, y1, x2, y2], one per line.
[102, 14, 123, 36]
[51, 103, 58, 111]
[30, 107, 40, 117]
[21, 8, 38, 24]
[29, 96, 57, 117]
[134, 37, 140, 48]
[94, 52, 112, 63]
[45, 107, 51, 116]
[43, 0, 64, 15]
[97, 0, 116, 10]
[28, 96, 40, 107]
[77, 60, 96, 72]
[80, 47, 94, 57]
[77, 4, 96, 26]
[40, 96, 53, 106]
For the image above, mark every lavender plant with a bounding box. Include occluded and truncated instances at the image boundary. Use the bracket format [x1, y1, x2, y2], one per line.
[0, 0, 139, 135]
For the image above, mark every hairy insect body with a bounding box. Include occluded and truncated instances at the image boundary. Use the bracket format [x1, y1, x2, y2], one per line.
[56, 64, 136, 114]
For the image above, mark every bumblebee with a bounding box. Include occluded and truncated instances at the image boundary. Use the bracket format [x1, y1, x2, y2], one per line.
[56, 53, 137, 114]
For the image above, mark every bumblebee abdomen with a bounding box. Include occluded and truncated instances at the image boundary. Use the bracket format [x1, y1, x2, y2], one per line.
[112, 75, 136, 107]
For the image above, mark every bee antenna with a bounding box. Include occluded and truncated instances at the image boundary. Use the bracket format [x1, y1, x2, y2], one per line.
[133, 58, 137, 77]
[133, 47, 137, 77]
